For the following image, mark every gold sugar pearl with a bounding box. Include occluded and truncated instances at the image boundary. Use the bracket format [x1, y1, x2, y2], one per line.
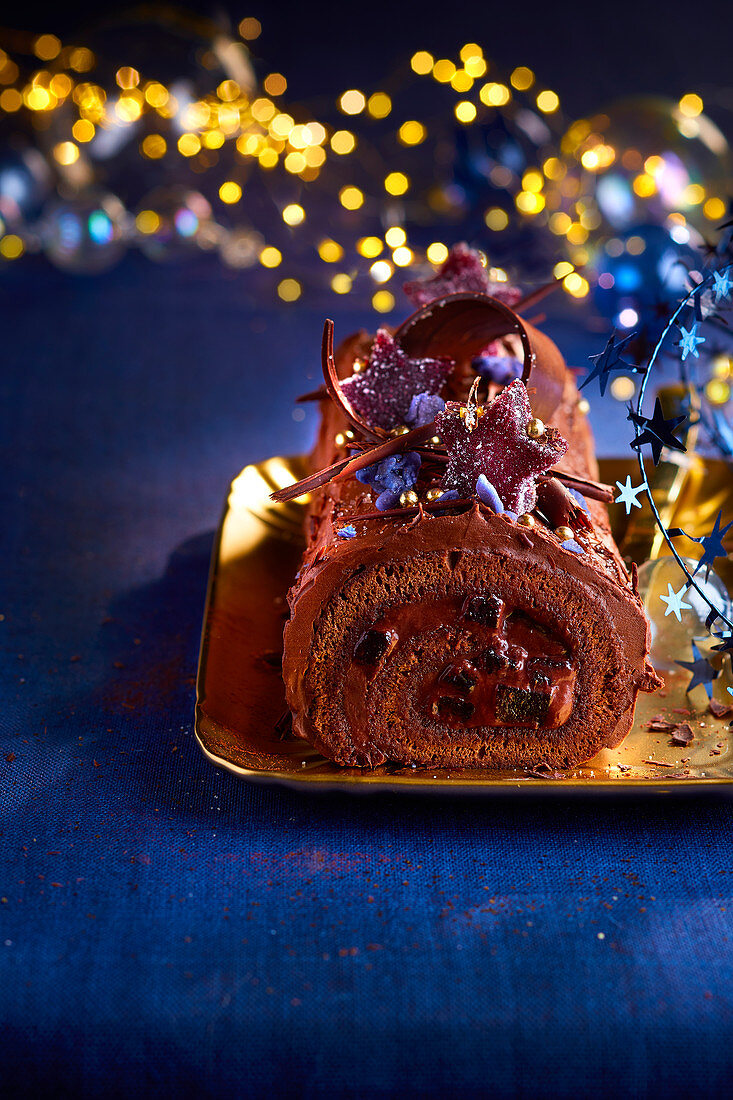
[352, 359, 365, 373]
[577, 399, 590, 415]
[517, 513, 536, 528]
[425, 487, 442, 501]
[334, 433, 346, 446]
[344, 429, 355, 440]
[526, 418, 545, 439]
[400, 490, 419, 506]
[390, 425, 410, 437]
[556, 526, 574, 541]
[430, 435, 441, 445]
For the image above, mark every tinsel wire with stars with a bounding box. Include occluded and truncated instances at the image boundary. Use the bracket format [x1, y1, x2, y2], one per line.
[619, 256, 733, 692]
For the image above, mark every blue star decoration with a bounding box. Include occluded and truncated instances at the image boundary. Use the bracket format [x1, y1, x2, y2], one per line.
[676, 643, 720, 698]
[712, 269, 733, 302]
[614, 475, 645, 515]
[660, 583, 692, 622]
[677, 323, 706, 361]
[628, 398, 687, 466]
[670, 511, 733, 580]
[580, 332, 639, 396]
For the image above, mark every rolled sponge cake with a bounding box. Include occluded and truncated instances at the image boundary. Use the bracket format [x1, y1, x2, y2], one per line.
[281, 292, 661, 769]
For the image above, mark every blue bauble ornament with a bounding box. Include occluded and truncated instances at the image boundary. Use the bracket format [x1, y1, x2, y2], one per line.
[593, 223, 700, 337]
[0, 145, 52, 225]
[43, 193, 127, 273]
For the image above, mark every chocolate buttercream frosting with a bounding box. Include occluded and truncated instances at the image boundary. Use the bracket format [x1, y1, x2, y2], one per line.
[279, 277, 661, 770]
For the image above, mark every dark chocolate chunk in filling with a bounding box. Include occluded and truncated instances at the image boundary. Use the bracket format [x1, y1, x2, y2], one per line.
[495, 684, 550, 725]
[433, 696, 476, 721]
[354, 629, 392, 666]
[478, 648, 518, 673]
[462, 594, 503, 628]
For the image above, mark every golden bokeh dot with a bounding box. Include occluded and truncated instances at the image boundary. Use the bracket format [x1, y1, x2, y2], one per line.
[357, 236, 383, 258]
[704, 197, 726, 220]
[318, 239, 343, 263]
[0, 89, 22, 112]
[510, 66, 534, 90]
[384, 226, 406, 248]
[426, 242, 448, 264]
[72, 119, 95, 143]
[69, 48, 94, 73]
[330, 130, 356, 155]
[610, 375, 636, 401]
[432, 59, 456, 83]
[368, 92, 391, 118]
[679, 93, 703, 118]
[116, 67, 140, 89]
[135, 210, 160, 235]
[177, 133, 201, 157]
[141, 134, 167, 159]
[264, 73, 287, 96]
[339, 89, 366, 115]
[392, 246, 413, 267]
[410, 51, 434, 75]
[34, 34, 61, 61]
[370, 260, 393, 283]
[219, 181, 242, 204]
[282, 203, 305, 226]
[259, 246, 282, 268]
[0, 234, 24, 259]
[331, 273, 352, 294]
[339, 186, 364, 210]
[455, 101, 477, 124]
[239, 17, 262, 40]
[53, 142, 79, 166]
[536, 90, 559, 113]
[398, 120, 426, 146]
[373, 290, 396, 313]
[484, 207, 509, 231]
[277, 278, 302, 302]
[384, 172, 409, 196]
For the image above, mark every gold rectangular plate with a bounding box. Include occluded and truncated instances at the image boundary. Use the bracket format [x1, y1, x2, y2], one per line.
[195, 456, 733, 793]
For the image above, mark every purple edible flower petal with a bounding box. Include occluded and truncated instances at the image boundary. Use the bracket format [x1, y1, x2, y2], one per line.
[336, 525, 357, 539]
[405, 392, 445, 429]
[473, 354, 524, 386]
[356, 451, 421, 507]
[561, 539, 585, 554]
[475, 474, 504, 512]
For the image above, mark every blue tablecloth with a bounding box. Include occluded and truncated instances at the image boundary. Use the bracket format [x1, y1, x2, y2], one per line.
[2, 255, 732, 1097]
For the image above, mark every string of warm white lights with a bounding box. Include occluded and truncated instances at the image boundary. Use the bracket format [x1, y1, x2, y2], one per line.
[0, 14, 727, 312]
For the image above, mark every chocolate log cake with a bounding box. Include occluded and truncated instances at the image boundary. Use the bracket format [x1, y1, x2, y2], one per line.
[275, 250, 661, 769]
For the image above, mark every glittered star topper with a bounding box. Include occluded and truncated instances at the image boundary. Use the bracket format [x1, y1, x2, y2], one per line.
[403, 243, 522, 308]
[435, 379, 567, 514]
[628, 398, 687, 466]
[340, 329, 453, 433]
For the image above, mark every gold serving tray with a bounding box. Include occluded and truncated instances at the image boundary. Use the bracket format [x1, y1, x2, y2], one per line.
[195, 455, 733, 793]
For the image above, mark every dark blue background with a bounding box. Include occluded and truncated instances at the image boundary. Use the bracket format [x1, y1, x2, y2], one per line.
[1, 253, 732, 1097]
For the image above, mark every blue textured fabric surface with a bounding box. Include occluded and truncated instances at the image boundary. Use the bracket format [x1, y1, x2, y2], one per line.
[2, 256, 732, 1097]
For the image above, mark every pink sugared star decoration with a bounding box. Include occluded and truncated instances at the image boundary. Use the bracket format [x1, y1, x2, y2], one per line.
[341, 329, 453, 432]
[435, 379, 567, 514]
[403, 242, 522, 308]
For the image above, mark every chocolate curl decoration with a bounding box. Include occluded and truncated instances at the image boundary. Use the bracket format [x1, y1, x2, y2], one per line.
[395, 293, 567, 423]
[321, 320, 385, 443]
[270, 420, 439, 503]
